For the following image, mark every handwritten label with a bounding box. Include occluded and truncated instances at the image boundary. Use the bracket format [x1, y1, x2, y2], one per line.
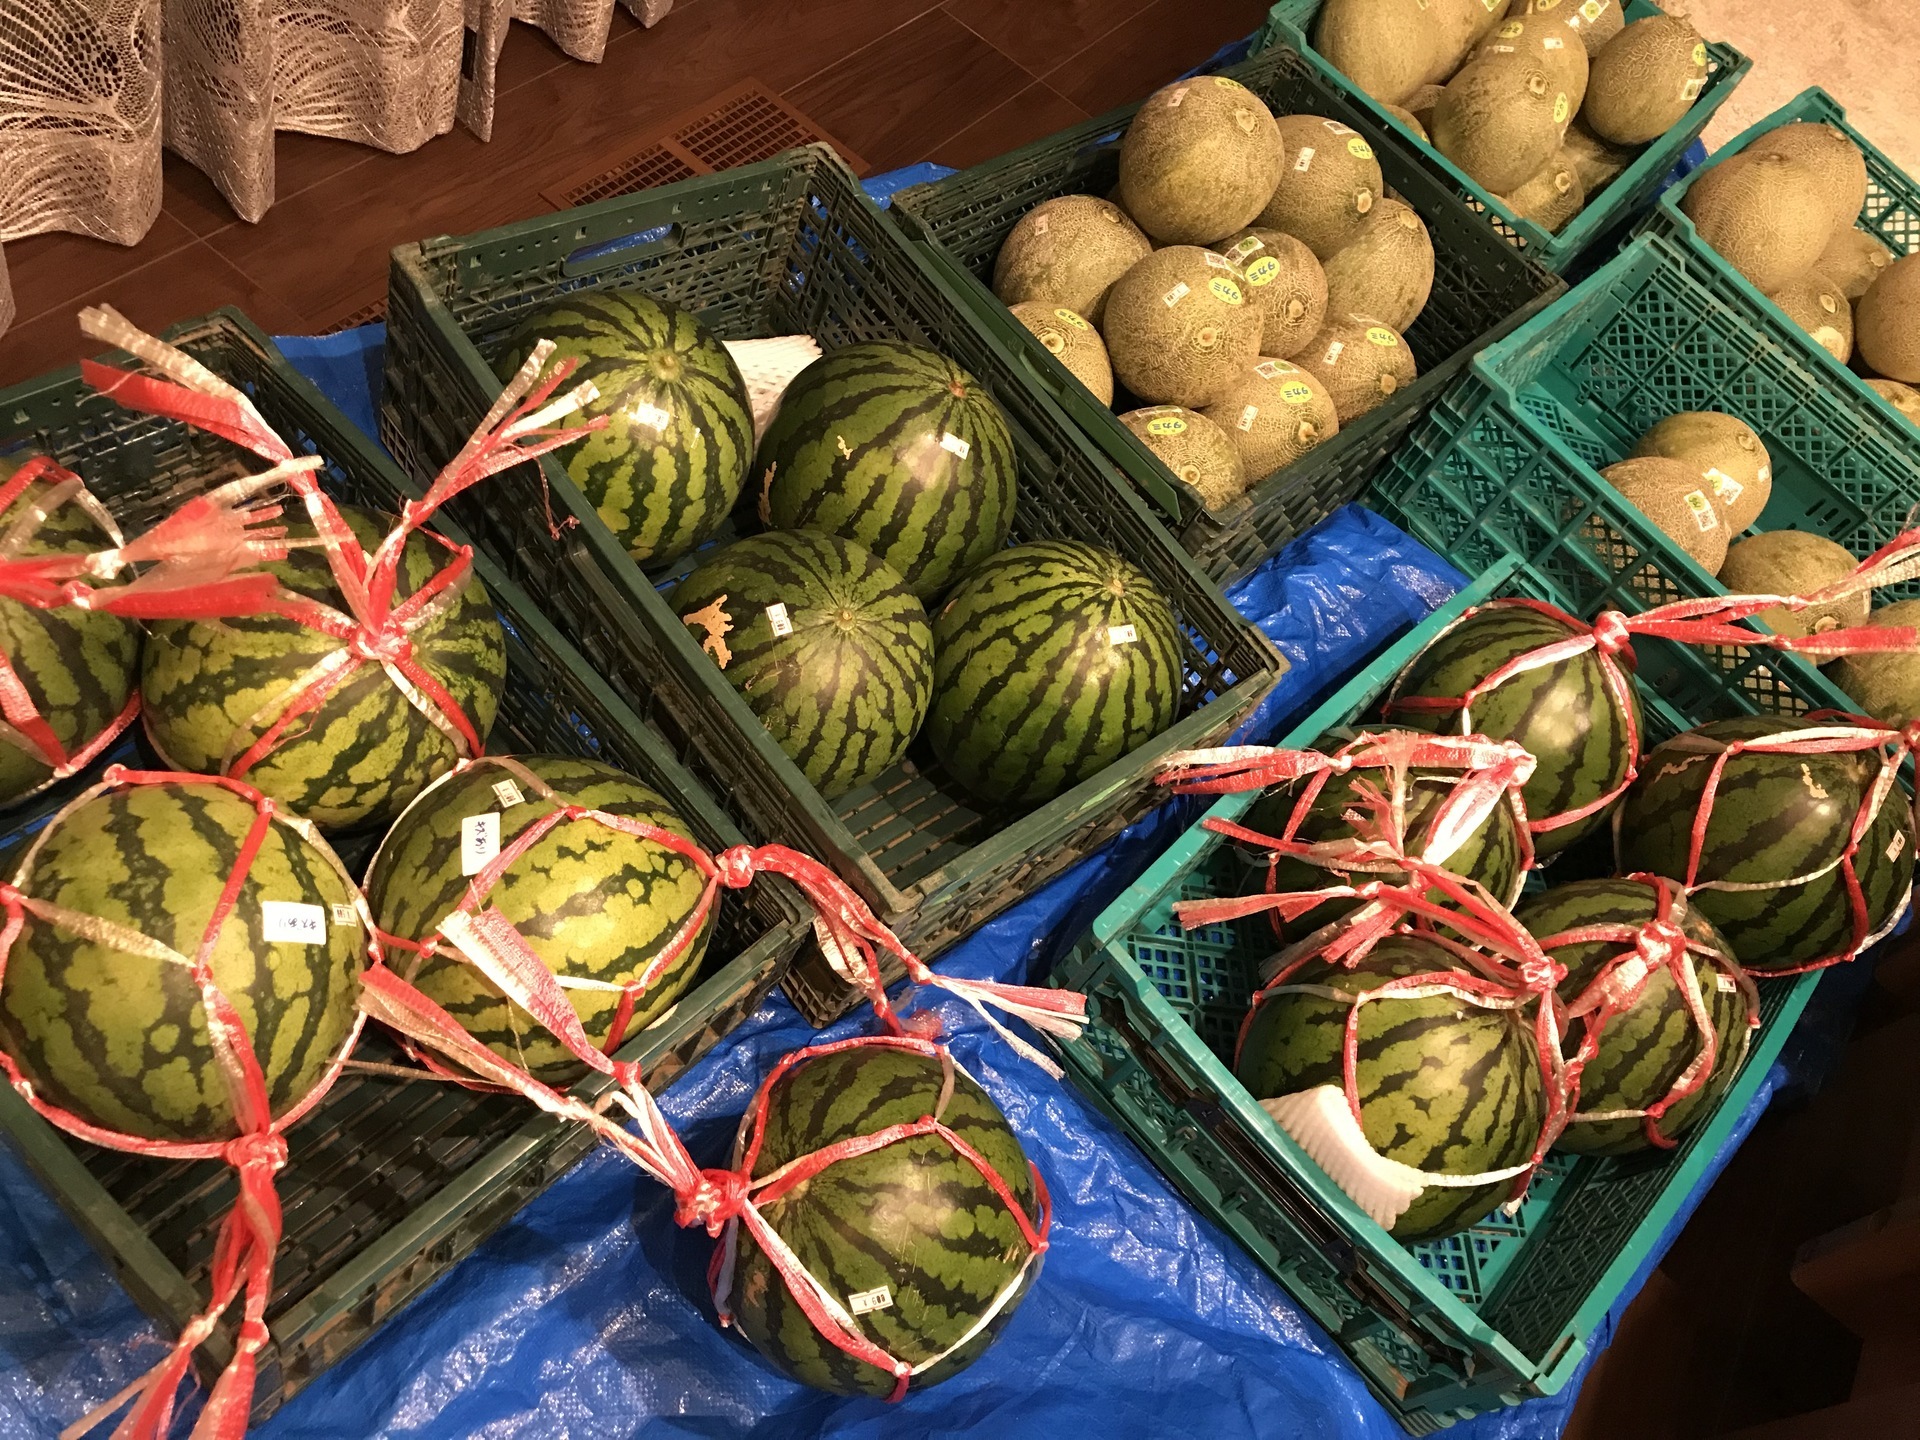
[1207, 276, 1243, 306]
[492, 778, 526, 809]
[1237, 405, 1259, 432]
[1245, 255, 1280, 286]
[1146, 415, 1187, 436]
[1108, 624, 1138, 646]
[462, 812, 502, 876]
[1055, 308, 1090, 329]
[765, 601, 794, 637]
[262, 901, 327, 946]
[849, 1286, 893, 1315]
[1293, 145, 1317, 172]
[330, 903, 359, 927]
[1280, 380, 1316, 406]
[1683, 490, 1718, 531]
[1163, 281, 1191, 307]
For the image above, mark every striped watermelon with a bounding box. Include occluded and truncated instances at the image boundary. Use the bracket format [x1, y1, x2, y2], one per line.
[728, 1043, 1041, 1395]
[1385, 603, 1642, 859]
[1239, 729, 1528, 939]
[1237, 934, 1547, 1243]
[754, 342, 1018, 601]
[927, 540, 1182, 808]
[1617, 717, 1915, 973]
[0, 458, 140, 806]
[364, 755, 713, 1081]
[1516, 878, 1751, 1155]
[672, 531, 932, 800]
[141, 505, 506, 832]
[495, 288, 753, 566]
[0, 779, 365, 1142]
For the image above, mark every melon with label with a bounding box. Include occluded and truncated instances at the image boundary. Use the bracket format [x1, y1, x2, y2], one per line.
[1009, 302, 1114, 404]
[1295, 314, 1418, 423]
[1101, 247, 1264, 409]
[1258, 115, 1385, 259]
[1118, 406, 1249, 509]
[1628, 412, 1771, 532]
[1213, 227, 1328, 359]
[1116, 76, 1285, 245]
[992, 194, 1153, 327]
[1601, 456, 1728, 574]
[1199, 359, 1340, 479]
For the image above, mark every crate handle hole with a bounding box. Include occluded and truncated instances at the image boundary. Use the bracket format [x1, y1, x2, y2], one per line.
[564, 222, 687, 276]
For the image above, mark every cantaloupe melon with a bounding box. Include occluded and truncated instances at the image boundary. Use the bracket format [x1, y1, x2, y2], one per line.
[1629, 412, 1771, 532]
[1601, 457, 1728, 575]
[1120, 406, 1250, 509]
[1819, 227, 1894, 301]
[1768, 271, 1853, 364]
[1472, 13, 1589, 112]
[1830, 599, 1920, 727]
[1856, 254, 1920, 383]
[1320, 197, 1434, 332]
[1010, 302, 1115, 404]
[1118, 77, 1285, 245]
[1216, 227, 1328, 359]
[1258, 116, 1384, 259]
[1497, 149, 1584, 233]
[1295, 315, 1419, 422]
[1383, 103, 1429, 141]
[1583, 15, 1707, 146]
[1199, 360, 1341, 480]
[1101, 247, 1265, 408]
[1751, 122, 1869, 245]
[1315, 0, 1448, 105]
[1681, 152, 1835, 296]
[1515, 0, 1623, 56]
[1718, 531, 1866, 639]
[1867, 378, 1920, 428]
[993, 195, 1153, 327]
[1433, 51, 1573, 193]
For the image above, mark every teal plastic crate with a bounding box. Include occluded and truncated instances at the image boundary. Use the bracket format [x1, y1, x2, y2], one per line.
[1643, 87, 1920, 439]
[1256, 0, 1750, 274]
[1054, 558, 1824, 1433]
[1371, 230, 1920, 725]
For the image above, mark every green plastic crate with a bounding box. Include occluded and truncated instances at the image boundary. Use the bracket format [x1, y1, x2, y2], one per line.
[0, 309, 810, 1426]
[380, 144, 1285, 1026]
[1371, 230, 1920, 725]
[1256, 0, 1750, 274]
[1643, 87, 1920, 438]
[889, 44, 1564, 584]
[1054, 557, 1823, 1433]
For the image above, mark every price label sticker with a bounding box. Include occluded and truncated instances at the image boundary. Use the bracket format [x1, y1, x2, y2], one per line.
[1108, 624, 1138, 646]
[330, 902, 359, 927]
[262, 901, 327, 946]
[1580, 0, 1605, 18]
[765, 601, 794, 637]
[1212, 76, 1241, 91]
[849, 1286, 893, 1315]
[1162, 281, 1191, 307]
[1683, 490, 1719, 531]
[1891, 830, 1908, 864]
[1682, 76, 1704, 101]
[1146, 415, 1187, 436]
[1245, 255, 1280, 286]
[462, 812, 502, 876]
[1366, 326, 1398, 348]
[1346, 137, 1373, 160]
[1280, 380, 1316, 406]
[1553, 93, 1571, 124]
[1165, 87, 1186, 108]
[1055, 307, 1090, 329]
[1293, 145, 1317, 172]
[1226, 235, 1263, 265]
[1498, 20, 1523, 37]
[939, 431, 971, 459]
[1254, 360, 1285, 379]
[626, 401, 672, 432]
[1323, 121, 1355, 136]
[1032, 211, 1050, 235]
[492, 778, 526, 809]
[1203, 273, 1240, 303]
[1322, 340, 1346, 364]
[1716, 971, 1739, 994]
[1691, 41, 1707, 65]
[1705, 468, 1743, 503]
[1237, 405, 1260, 432]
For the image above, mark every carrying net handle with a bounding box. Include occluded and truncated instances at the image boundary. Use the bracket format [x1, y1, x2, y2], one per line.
[1379, 532, 1920, 844]
[74, 306, 607, 782]
[1544, 872, 1761, 1150]
[0, 766, 375, 1440]
[1610, 713, 1920, 975]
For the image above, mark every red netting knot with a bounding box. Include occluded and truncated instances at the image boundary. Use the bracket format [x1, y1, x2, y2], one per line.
[1899, 722, 1920, 752]
[1518, 958, 1560, 993]
[224, 1130, 289, 1174]
[713, 846, 759, 890]
[1635, 919, 1688, 972]
[676, 1167, 750, 1236]
[351, 624, 413, 666]
[237, 1317, 272, 1348]
[1591, 610, 1632, 653]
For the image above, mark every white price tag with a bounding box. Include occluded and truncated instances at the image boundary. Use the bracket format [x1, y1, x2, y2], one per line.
[1323, 340, 1345, 364]
[1165, 87, 1186, 108]
[626, 400, 672, 432]
[1682, 490, 1718, 532]
[1890, 830, 1907, 864]
[1715, 971, 1739, 994]
[330, 902, 358, 927]
[462, 812, 502, 876]
[1293, 145, 1317, 172]
[1237, 404, 1259, 433]
[1162, 281, 1191, 307]
[848, 1286, 893, 1315]
[766, 601, 794, 637]
[939, 431, 971, 460]
[1032, 211, 1050, 235]
[1109, 623, 1138, 646]
[262, 901, 327, 946]
[492, 778, 526, 809]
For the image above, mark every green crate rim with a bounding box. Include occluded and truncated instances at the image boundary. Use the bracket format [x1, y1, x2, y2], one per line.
[1642, 86, 1920, 439]
[1059, 559, 1822, 1426]
[1255, 0, 1752, 271]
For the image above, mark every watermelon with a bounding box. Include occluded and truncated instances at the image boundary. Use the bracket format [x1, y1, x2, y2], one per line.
[728, 1043, 1042, 1395]
[1238, 729, 1528, 938]
[0, 458, 140, 807]
[495, 288, 753, 567]
[754, 342, 1018, 601]
[1237, 934, 1547, 1242]
[1385, 602, 1642, 858]
[141, 504, 506, 832]
[926, 540, 1182, 808]
[364, 755, 714, 1081]
[1516, 878, 1751, 1155]
[1617, 716, 1915, 972]
[0, 778, 365, 1142]
[672, 531, 933, 800]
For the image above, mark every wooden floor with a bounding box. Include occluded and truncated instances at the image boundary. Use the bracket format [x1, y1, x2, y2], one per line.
[0, 0, 1272, 384]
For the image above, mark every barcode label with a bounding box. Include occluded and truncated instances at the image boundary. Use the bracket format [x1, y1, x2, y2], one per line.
[1705, 468, 1743, 502]
[766, 601, 793, 637]
[939, 431, 971, 459]
[1293, 145, 1316, 172]
[1715, 971, 1738, 994]
[492, 778, 526, 809]
[330, 902, 358, 927]
[1163, 282, 1190, 307]
[628, 401, 672, 431]
[1109, 624, 1138, 646]
[1683, 491, 1718, 531]
[1237, 405, 1259, 432]
[848, 1285, 893, 1314]
[262, 901, 327, 946]
[1891, 830, 1907, 864]
[462, 812, 502, 876]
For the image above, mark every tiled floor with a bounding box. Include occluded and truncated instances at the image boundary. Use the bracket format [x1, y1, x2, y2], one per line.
[0, 0, 1270, 384]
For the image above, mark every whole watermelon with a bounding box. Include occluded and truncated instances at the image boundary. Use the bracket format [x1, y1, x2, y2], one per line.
[926, 540, 1182, 808]
[364, 755, 714, 1081]
[0, 458, 140, 807]
[141, 504, 506, 832]
[1238, 729, 1528, 939]
[754, 342, 1017, 600]
[1237, 933, 1547, 1243]
[1617, 716, 1916, 973]
[1386, 602, 1642, 859]
[495, 288, 753, 566]
[672, 531, 933, 800]
[1516, 878, 1751, 1155]
[728, 1043, 1042, 1395]
[0, 778, 365, 1142]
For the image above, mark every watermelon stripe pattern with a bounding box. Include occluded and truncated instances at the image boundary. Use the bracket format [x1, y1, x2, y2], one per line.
[497, 289, 753, 566]
[757, 343, 1018, 600]
[1619, 717, 1916, 972]
[672, 532, 933, 800]
[729, 1045, 1040, 1396]
[928, 540, 1182, 808]
[0, 465, 140, 806]
[1386, 604, 1641, 858]
[0, 781, 364, 1142]
[365, 756, 713, 1081]
[141, 506, 506, 831]
[1236, 936, 1547, 1243]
